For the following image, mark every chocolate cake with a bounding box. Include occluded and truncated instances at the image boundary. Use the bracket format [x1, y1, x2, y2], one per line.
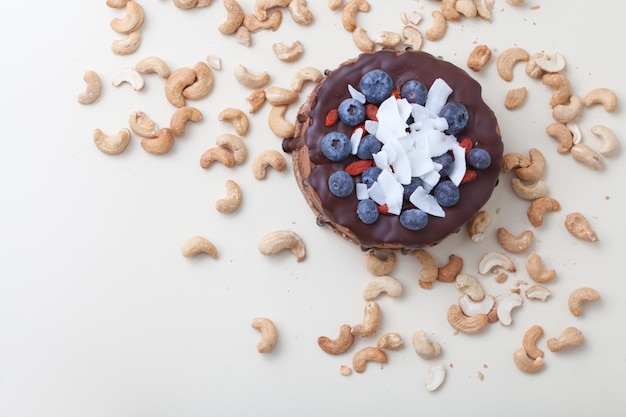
[285, 49, 503, 251]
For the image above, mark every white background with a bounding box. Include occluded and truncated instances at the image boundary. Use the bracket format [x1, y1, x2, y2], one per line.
[1, 1, 625, 416]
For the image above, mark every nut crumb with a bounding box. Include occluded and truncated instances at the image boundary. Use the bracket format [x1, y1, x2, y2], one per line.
[478, 371, 485, 381]
[339, 365, 352, 376]
[495, 272, 508, 283]
[530, 5, 540, 10]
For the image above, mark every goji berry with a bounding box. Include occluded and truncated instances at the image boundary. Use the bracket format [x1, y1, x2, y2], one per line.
[459, 138, 473, 155]
[365, 104, 378, 121]
[345, 160, 373, 175]
[325, 108, 339, 126]
[461, 169, 477, 184]
[392, 87, 402, 99]
[378, 204, 389, 214]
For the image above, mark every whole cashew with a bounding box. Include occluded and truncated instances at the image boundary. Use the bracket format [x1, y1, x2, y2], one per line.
[476, 0, 494, 21]
[258, 230, 306, 262]
[251, 317, 278, 353]
[288, 0, 314, 25]
[590, 125, 619, 156]
[111, 67, 145, 91]
[218, 108, 249, 136]
[216, 179, 242, 213]
[170, 106, 202, 137]
[181, 236, 218, 258]
[140, 128, 174, 155]
[327, 0, 343, 10]
[415, 249, 438, 284]
[252, 149, 287, 179]
[542, 73, 571, 107]
[244, 10, 283, 32]
[496, 47, 529, 82]
[496, 292, 523, 326]
[363, 250, 396, 276]
[455, 0, 477, 18]
[568, 287, 600, 317]
[441, 0, 460, 21]
[110, 0, 144, 34]
[265, 86, 299, 106]
[437, 254, 463, 282]
[165, 67, 197, 108]
[571, 143, 604, 170]
[216, 133, 247, 165]
[272, 41, 304, 62]
[545, 122, 574, 153]
[412, 330, 442, 359]
[234, 65, 271, 89]
[342, 0, 370, 32]
[502, 152, 530, 172]
[564, 212, 598, 242]
[425, 11, 447, 41]
[291, 67, 323, 92]
[583, 88, 618, 112]
[459, 294, 494, 317]
[174, 0, 198, 9]
[477, 251, 516, 275]
[107, 0, 130, 8]
[129, 110, 159, 138]
[362, 275, 403, 301]
[447, 304, 489, 334]
[352, 301, 382, 337]
[111, 27, 142, 55]
[402, 25, 423, 50]
[200, 147, 236, 169]
[183, 62, 214, 101]
[93, 128, 131, 155]
[373, 31, 402, 48]
[352, 27, 376, 53]
[352, 347, 387, 373]
[547, 327, 584, 352]
[135, 56, 171, 78]
[219, 0, 245, 35]
[318, 324, 355, 354]
[511, 178, 548, 200]
[525, 285, 551, 301]
[77, 70, 102, 105]
[552, 95, 583, 124]
[515, 148, 545, 182]
[497, 227, 533, 253]
[268, 105, 295, 138]
[255, 0, 291, 21]
[455, 273, 484, 302]
[527, 197, 560, 228]
[513, 348, 544, 374]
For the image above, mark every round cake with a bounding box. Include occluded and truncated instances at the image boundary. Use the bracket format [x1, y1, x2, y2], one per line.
[285, 49, 503, 251]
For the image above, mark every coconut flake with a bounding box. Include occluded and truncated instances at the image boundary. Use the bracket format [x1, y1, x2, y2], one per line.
[364, 120, 378, 135]
[350, 127, 364, 155]
[448, 143, 467, 186]
[425, 78, 453, 114]
[377, 96, 408, 138]
[421, 170, 441, 192]
[356, 183, 369, 200]
[409, 186, 445, 217]
[372, 150, 389, 171]
[348, 84, 366, 103]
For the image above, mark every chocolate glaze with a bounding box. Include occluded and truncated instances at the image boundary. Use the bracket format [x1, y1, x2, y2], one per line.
[289, 50, 503, 250]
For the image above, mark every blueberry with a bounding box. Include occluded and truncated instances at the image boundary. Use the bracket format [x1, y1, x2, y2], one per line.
[359, 69, 394, 105]
[403, 177, 423, 201]
[321, 131, 351, 162]
[356, 135, 382, 159]
[399, 208, 429, 231]
[361, 166, 382, 188]
[467, 147, 491, 170]
[400, 80, 428, 105]
[432, 153, 454, 178]
[338, 98, 366, 126]
[433, 180, 460, 207]
[357, 199, 379, 224]
[328, 170, 354, 197]
[439, 102, 469, 135]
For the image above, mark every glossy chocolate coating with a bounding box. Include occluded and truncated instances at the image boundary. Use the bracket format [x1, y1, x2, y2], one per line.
[289, 50, 503, 250]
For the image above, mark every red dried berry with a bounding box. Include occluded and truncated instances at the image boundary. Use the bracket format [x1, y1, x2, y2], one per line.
[345, 160, 373, 176]
[378, 204, 389, 214]
[461, 169, 477, 184]
[365, 104, 378, 121]
[459, 138, 473, 155]
[392, 87, 402, 99]
[325, 109, 339, 126]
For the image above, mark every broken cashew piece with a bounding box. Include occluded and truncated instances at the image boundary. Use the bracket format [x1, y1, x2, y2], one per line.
[112, 67, 144, 91]
[110, 0, 144, 34]
[342, 0, 370, 32]
[412, 330, 442, 360]
[216, 180, 242, 213]
[415, 249, 438, 284]
[568, 287, 600, 317]
[77, 70, 102, 105]
[455, 0, 477, 17]
[93, 128, 131, 155]
[362, 275, 403, 301]
[377, 332, 404, 350]
[216, 133, 247, 165]
[441, 0, 460, 21]
[318, 324, 355, 354]
[255, 0, 291, 21]
[447, 304, 489, 334]
[352, 347, 387, 373]
[467, 44, 492, 72]
[268, 105, 296, 138]
[513, 348, 544, 373]
[542, 73, 571, 107]
[129, 110, 159, 138]
[402, 26, 423, 50]
[234, 65, 271, 89]
[251, 317, 277, 353]
[258, 230, 306, 262]
[181, 236, 218, 258]
[244, 10, 283, 33]
[583, 88, 618, 112]
[527, 197, 560, 228]
[363, 250, 396, 276]
[564, 212, 598, 242]
[165, 67, 197, 108]
[291, 67, 323, 92]
[455, 273, 484, 302]
[502, 152, 531, 172]
[547, 327, 584, 352]
[570, 143, 604, 170]
[425, 11, 447, 41]
[534, 52, 566, 73]
[218, 108, 249, 136]
[135, 56, 171, 78]
[525, 285, 551, 301]
[265, 86, 299, 106]
[140, 128, 174, 155]
[467, 210, 491, 242]
[253, 149, 287, 179]
[219, 0, 245, 35]
[590, 125, 619, 156]
[497, 292, 523, 326]
[437, 254, 463, 283]
[425, 364, 447, 392]
[497, 227, 533, 254]
[496, 47, 529, 82]
[504, 87, 527, 110]
[511, 178, 548, 200]
[476, 0, 494, 21]
[170, 106, 202, 137]
[546, 122, 574, 154]
[288, 0, 314, 25]
[272, 41, 305, 62]
[246, 90, 267, 113]
[478, 251, 516, 275]
[352, 301, 382, 337]
[373, 31, 402, 48]
[199, 147, 236, 169]
[459, 294, 494, 317]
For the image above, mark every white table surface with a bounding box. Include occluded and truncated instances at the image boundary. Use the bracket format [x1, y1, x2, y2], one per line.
[1, 1, 625, 415]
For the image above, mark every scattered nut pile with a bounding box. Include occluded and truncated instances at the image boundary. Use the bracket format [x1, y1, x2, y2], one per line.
[78, 0, 617, 393]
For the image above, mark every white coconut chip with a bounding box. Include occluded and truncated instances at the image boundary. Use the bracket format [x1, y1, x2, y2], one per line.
[425, 78, 453, 114]
[350, 127, 364, 155]
[409, 186, 445, 217]
[356, 183, 369, 200]
[364, 119, 378, 135]
[348, 84, 366, 103]
[448, 143, 467, 186]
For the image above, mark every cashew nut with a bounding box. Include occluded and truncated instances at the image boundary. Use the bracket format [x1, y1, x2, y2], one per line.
[318, 324, 355, 354]
[234, 65, 271, 89]
[129, 110, 159, 138]
[542, 73, 571, 107]
[414, 249, 438, 285]
[181, 236, 218, 258]
[497, 227, 533, 254]
[373, 31, 402, 48]
[552, 94, 583, 124]
[291, 67, 323, 92]
[265, 86, 299, 106]
[363, 250, 396, 276]
[467, 210, 491, 242]
[182, 62, 214, 101]
[246, 89, 267, 113]
[174, 0, 198, 9]
[477, 251, 516, 275]
[140, 128, 174, 155]
[467, 44, 492, 72]
[511, 178, 548, 200]
[170, 106, 202, 137]
[107, 0, 129, 8]
[352, 27, 376, 53]
[352, 301, 382, 337]
[525, 52, 547, 79]
[216, 179, 242, 213]
[135, 56, 171, 78]
[521, 325, 544, 359]
[504, 86, 527, 110]
[567, 121, 585, 143]
[93, 128, 131, 155]
[272, 41, 304, 62]
[235, 26, 252, 47]
[571, 143, 604, 170]
[339, 365, 352, 376]
[412, 330, 442, 360]
[546, 122, 574, 153]
[547, 327, 584, 352]
[515, 148, 545, 182]
[258, 230, 306, 262]
[268, 105, 295, 138]
[219, 0, 245, 35]
[111, 67, 144, 91]
[507, 0, 525, 5]
[455, 273, 484, 302]
[206, 55, 222, 71]
[254, 0, 291, 21]
[527, 197, 560, 228]
[424, 364, 446, 392]
[251, 317, 277, 353]
[252, 149, 287, 179]
[218, 108, 249, 136]
[165, 67, 197, 108]
[496, 292, 523, 326]
[525, 285, 551, 301]
[111, 27, 142, 55]
[110, 0, 144, 34]
[352, 347, 387, 373]
[377, 332, 404, 350]
[244, 10, 283, 32]
[362, 275, 403, 301]
[476, 0, 494, 21]
[402, 26, 423, 50]
[496, 47, 529, 82]
[342, 0, 370, 32]
[583, 88, 618, 112]
[425, 11, 447, 41]
[199, 147, 236, 169]
[459, 294, 495, 317]
[437, 254, 463, 282]
[513, 348, 544, 374]
[568, 287, 600, 317]
[455, 0, 477, 18]
[288, 0, 314, 25]
[327, 0, 343, 11]
[525, 253, 556, 284]
[502, 152, 531, 172]
[564, 212, 598, 242]
[447, 304, 489, 334]
[77, 70, 102, 105]
[216, 133, 247, 164]
[590, 125, 619, 156]
[534, 52, 566, 73]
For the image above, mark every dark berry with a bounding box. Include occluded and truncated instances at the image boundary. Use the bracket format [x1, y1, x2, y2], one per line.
[321, 131, 351, 162]
[439, 102, 469, 135]
[403, 177, 423, 202]
[399, 208, 429, 231]
[338, 98, 366, 126]
[467, 147, 491, 169]
[434, 180, 460, 207]
[356, 135, 382, 160]
[359, 69, 394, 105]
[357, 199, 379, 224]
[400, 80, 428, 105]
[361, 166, 382, 188]
[328, 170, 354, 197]
[432, 153, 454, 178]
